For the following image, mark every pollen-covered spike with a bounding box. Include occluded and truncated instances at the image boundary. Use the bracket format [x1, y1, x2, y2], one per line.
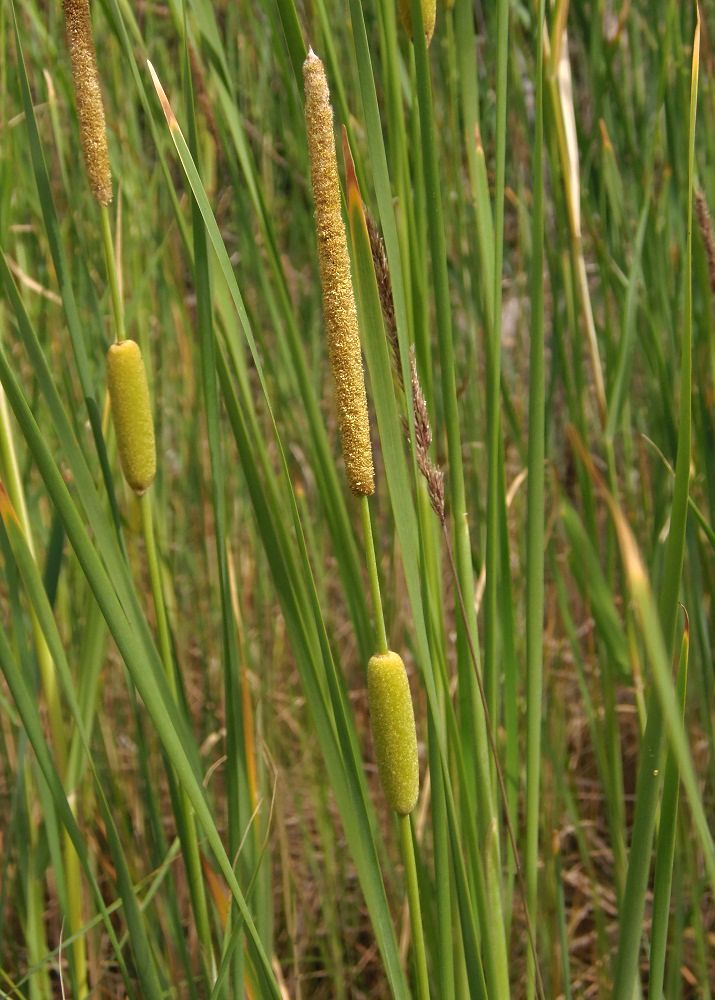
[63, 0, 113, 205]
[303, 50, 374, 497]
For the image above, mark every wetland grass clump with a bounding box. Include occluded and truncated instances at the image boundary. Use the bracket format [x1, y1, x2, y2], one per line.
[5, 2, 713, 996]
[106, 339, 156, 494]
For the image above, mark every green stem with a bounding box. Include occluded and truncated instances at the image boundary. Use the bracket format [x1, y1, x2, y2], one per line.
[409, 0, 509, 990]
[100, 203, 126, 344]
[139, 491, 216, 983]
[399, 814, 430, 1000]
[485, 0, 510, 738]
[443, 525, 545, 1000]
[613, 18, 699, 996]
[140, 493, 174, 689]
[526, 0, 546, 996]
[648, 626, 689, 1000]
[361, 495, 388, 654]
[24, 766, 50, 1000]
[0, 381, 88, 999]
[361, 494, 431, 997]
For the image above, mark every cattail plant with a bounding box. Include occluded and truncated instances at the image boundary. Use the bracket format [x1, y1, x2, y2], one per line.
[397, 0, 436, 47]
[104, 316, 216, 984]
[63, 0, 112, 206]
[106, 340, 156, 494]
[367, 651, 419, 815]
[302, 49, 375, 497]
[304, 51, 428, 999]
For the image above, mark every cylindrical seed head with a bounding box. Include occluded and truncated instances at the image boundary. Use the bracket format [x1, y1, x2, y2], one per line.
[367, 651, 419, 815]
[63, 0, 113, 205]
[106, 340, 156, 494]
[303, 50, 375, 497]
[397, 0, 437, 46]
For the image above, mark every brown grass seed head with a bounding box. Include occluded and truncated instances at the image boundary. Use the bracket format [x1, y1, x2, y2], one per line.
[303, 50, 374, 497]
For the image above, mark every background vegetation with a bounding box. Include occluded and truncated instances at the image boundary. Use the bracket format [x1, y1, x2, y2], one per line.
[0, 0, 713, 996]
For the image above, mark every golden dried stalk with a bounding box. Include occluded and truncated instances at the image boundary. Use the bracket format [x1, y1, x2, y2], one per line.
[303, 50, 374, 497]
[63, 0, 112, 205]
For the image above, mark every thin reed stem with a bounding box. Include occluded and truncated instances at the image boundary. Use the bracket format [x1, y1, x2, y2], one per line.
[486, 0, 510, 739]
[442, 524, 546, 1000]
[361, 495, 388, 655]
[139, 492, 173, 688]
[24, 775, 50, 1000]
[100, 202, 125, 343]
[0, 384, 88, 999]
[408, 8, 510, 992]
[613, 18, 700, 994]
[399, 814, 430, 1000]
[139, 491, 216, 983]
[360, 494, 429, 993]
[526, 0, 546, 995]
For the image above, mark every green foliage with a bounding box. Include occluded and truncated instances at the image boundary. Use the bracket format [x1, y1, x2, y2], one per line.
[0, 0, 712, 996]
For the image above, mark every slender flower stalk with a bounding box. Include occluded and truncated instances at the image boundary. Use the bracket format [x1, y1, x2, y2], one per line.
[303, 49, 374, 497]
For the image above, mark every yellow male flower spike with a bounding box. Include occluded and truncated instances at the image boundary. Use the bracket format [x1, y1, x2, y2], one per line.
[367, 651, 419, 815]
[106, 340, 156, 494]
[398, 0, 437, 46]
[303, 50, 375, 496]
[63, 0, 113, 205]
